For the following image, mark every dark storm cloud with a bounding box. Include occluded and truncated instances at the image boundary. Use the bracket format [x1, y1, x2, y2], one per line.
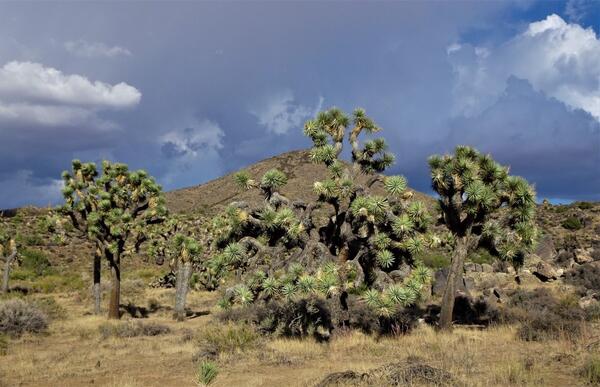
[448, 77, 600, 200]
[0, 1, 597, 208]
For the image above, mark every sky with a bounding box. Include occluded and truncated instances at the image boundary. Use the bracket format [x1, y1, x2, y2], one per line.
[0, 0, 599, 209]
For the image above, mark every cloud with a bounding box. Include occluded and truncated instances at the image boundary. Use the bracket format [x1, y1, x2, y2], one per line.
[158, 119, 226, 188]
[250, 90, 324, 135]
[0, 170, 63, 209]
[65, 40, 132, 58]
[448, 76, 600, 200]
[564, 0, 593, 23]
[0, 61, 140, 128]
[0, 61, 140, 109]
[160, 119, 224, 159]
[449, 14, 600, 121]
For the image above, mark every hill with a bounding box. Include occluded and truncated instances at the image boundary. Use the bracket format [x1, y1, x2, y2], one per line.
[164, 149, 433, 215]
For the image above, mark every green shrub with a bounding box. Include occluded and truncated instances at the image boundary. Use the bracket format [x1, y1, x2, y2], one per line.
[575, 201, 594, 210]
[468, 248, 495, 265]
[197, 361, 219, 386]
[32, 273, 85, 293]
[18, 233, 43, 246]
[562, 217, 583, 230]
[20, 249, 52, 276]
[580, 356, 600, 385]
[0, 299, 48, 337]
[199, 322, 259, 355]
[418, 252, 451, 269]
[553, 206, 569, 214]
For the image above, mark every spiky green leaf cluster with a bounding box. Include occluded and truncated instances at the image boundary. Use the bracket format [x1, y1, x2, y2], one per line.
[429, 146, 537, 259]
[362, 263, 431, 317]
[60, 159, 167, 255]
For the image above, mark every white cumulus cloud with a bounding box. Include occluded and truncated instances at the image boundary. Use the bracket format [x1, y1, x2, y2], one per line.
[0, 61, 141, 128]
[65, 40, 132, 58]
[250, 90, 324, 135]
[449, 14, 600, 121]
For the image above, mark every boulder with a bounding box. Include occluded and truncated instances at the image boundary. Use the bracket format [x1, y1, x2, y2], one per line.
[574, 249, 594, 264]
[534, 235, 556, 261]
[389, 263, 411, 282]
[481, 263, 493, 273]
[532, 261, 558, 282]
[432, 268, 470, 297]
[373, 270, 393, 291]
[555, 250, 576, 268]
[515, 270, 540, 286]
[465, 263, 483, 273]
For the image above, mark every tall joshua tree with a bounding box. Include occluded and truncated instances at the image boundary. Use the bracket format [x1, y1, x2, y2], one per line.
[61, 160, 167, 319]
[0, 231, 17, 294]
[428, 146, 537, 330]
[147, 217, 204, 321]
[212, 107, 434, 317]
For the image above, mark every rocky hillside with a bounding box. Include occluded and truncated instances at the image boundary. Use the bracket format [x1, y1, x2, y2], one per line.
[164, 149, 433, 215]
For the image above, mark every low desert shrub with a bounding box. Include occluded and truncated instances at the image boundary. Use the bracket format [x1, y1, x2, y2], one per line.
[517, 311, 581, 342]
[197, 361, 219, 386]
[98, 321, 171, 339]
[32, 273, 85, 293]
[199, 322, 259, 354]
[32, 296, 66, 320]
[575, 201, 594, 210]
[503, 288, 585, 341]
[0, 299, 48, 337]
[580, 356, 600, 385]
[20, 249, 52, 276]
[565, 264, 600, 295]
[562, 217, 583, 230]
[219, 297, 333, 341]
[418, 251, 451, 269]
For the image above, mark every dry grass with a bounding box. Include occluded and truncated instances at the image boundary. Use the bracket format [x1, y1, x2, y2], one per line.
[0, 288, 597, 387]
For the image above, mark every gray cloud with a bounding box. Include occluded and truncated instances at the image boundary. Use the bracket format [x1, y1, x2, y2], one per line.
[64, 40, 132, 58]
[0, 2, 596, 208]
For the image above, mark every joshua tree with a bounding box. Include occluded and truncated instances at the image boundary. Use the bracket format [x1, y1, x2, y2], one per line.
[0, 232, 17, 294]
[60, 160, 167, 318]
[428, 146, 537, 330]
[147, 217, 204, 321]
[211, 107, 434, 319]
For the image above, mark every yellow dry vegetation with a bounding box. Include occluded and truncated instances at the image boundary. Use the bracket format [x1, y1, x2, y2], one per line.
[0, 287, 597, 387]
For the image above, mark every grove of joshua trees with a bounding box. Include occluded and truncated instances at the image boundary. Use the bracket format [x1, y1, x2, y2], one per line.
[53, 107, 538, 333]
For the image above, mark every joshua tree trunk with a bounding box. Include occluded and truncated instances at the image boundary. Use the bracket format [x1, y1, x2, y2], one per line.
[2, 251, 17, 294]
[174, 260, 192, 321]
[93, 253, 101, 315]
[108, 252, 121, 319]
[439, 236, 469, 330]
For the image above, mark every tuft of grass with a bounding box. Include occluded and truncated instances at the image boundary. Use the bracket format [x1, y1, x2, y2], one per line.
[561, 216, 583, 230]
[418, 251, 450, 269]
[20, 248, 52, 276]
[198, 322, 259, 355]
[196, 361, 219, 386]
[467, 248, 495, 265]
[580, 356, 600, 385]
[32, 273, 85, 293]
